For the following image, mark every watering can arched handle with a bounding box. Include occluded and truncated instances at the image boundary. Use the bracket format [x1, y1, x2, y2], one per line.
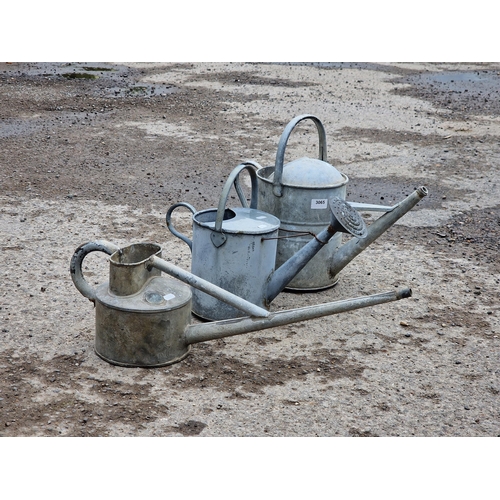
[214, 160, 261, 236]
[166, 202, 197, 251]
[273, 114, 328, 197]
[70, 240, 120, 302]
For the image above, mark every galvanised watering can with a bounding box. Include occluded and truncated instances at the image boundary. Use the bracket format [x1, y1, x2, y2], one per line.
[256, 114, 428, 290]
[70, 240, 412, 368]
[167, 161, 368, 321]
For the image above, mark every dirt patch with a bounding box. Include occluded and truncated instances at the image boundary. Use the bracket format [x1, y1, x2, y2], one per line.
[392, 68, 500, 119]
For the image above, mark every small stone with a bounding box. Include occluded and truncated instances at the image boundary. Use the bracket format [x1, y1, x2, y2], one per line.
[400, 321, 409, 327]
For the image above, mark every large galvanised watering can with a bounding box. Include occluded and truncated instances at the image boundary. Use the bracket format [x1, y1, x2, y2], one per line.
[166, 162, 368, 321]
[256, 114, 429, 290]
[70, 239, 412, 368]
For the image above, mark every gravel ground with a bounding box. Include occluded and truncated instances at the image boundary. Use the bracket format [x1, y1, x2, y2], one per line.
[1, 62, 499, 441]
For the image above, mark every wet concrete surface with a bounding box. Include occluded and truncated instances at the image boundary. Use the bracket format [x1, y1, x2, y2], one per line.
[0, 61, 499, 438]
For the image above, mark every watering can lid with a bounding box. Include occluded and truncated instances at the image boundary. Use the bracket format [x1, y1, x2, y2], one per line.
[271, 157, 346, 188]
[197, 207, 280, 235]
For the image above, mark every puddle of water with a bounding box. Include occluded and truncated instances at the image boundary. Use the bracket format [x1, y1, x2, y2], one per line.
[0, 62, 179, 99]
[410, 70, 500, 93]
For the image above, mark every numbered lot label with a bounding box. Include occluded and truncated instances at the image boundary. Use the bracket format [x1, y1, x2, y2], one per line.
[311, 199, 328, 209]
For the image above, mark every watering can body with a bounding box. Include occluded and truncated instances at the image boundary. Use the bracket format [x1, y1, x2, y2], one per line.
[166, 162, 282, 321]
[70, 241, 192, 367]
[257, 160, 348, 290]
[256, 114, 353, 290]
[190, 206, 280, 320]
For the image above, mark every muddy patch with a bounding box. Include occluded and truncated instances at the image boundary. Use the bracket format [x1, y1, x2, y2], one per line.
[345, 176, 445, 208]
[388, 206, 500, 275]
[392, 69, 500, 118]
[0, 348, 168, 437]
[187, 69, 318, 88]
[167, 343, 365, 396]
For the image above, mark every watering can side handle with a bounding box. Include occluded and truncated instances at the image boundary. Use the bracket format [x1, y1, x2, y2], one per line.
[273, 114, 328, 197]
[214, 162, 259, 234]
[70, 240, 120, 302]
[166, 203, 196, 251]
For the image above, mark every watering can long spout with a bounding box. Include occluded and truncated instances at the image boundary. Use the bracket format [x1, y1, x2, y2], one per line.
[265, 197, 368, 304]
[330, 186, 428, 278]
[186, 288, 412, 345]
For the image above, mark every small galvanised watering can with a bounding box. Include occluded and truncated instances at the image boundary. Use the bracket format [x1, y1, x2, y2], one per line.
[166, 161, 369, 321]
[256, 114, 429, 290]
[70, 239, 412, 368]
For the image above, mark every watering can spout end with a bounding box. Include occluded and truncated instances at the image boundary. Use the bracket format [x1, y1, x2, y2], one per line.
[397, 287, 412, 299]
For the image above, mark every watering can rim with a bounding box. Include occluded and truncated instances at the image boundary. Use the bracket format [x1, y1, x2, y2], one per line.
[193, 206, 281, 234]
[109, 242, 162, 267]
[257, 165, 349, 190]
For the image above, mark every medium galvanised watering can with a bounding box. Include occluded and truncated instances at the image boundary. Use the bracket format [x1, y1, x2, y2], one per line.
[70, 239, 412, 368]
[166, 162, 368, 321]
[256, 114, 429, 290]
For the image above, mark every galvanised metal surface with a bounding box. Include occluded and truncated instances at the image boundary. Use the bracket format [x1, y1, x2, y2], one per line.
[94, 276, 193, 367]
[149, 246, 274, 320]
[167, 162, 366, 321]
[256, 114, 349, 290]
[167, 162, 282, 321]
[70, 239, 120, 302]
[185, 288, 413, 345]
[109, 242, 162, 296]
[70, 241, 191, 367]
[191, 206, 280, 320]
[329, 186, 429, 279]
[70, 238, 414, 367]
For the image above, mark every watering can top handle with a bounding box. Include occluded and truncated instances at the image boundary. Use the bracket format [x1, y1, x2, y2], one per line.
[70, 240, 120, 302]
[273, 114, 328, 197]
[166, 202, 197, 251]
[214, 161, 261, 233]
